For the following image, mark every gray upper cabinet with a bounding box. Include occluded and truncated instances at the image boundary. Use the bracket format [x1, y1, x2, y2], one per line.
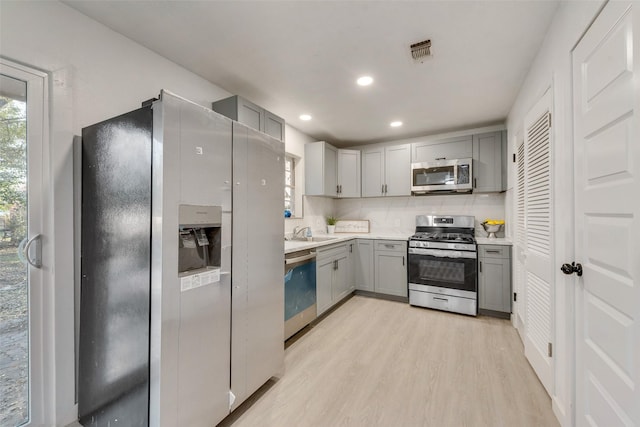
[305, 141, 360, 198]
[212, 95, 285, 142]
[305, 141, 337, 197]
[412, 135, 472, 163]
[472, 131, 506, 193]
[361, 148, 384, 197]
[264, 110, 285, 142]
[337, 149, 361, 198]
[362, 144, 411, 197]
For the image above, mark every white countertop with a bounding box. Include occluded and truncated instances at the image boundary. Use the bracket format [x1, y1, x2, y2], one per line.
[475, 237, 513, 245]
[284, 233, 411, 254]
[285, 233, 512, 253]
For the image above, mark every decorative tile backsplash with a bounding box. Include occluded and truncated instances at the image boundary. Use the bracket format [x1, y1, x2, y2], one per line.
[336, 193, 506, 237]
[285, 193, 507, 239]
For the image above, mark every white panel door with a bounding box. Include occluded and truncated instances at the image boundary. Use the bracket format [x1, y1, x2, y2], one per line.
[523, 88, 554, 395]
[573, 1, 640, 425]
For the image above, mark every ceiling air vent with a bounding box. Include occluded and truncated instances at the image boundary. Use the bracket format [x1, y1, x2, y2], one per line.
[410, 39, 432, 62]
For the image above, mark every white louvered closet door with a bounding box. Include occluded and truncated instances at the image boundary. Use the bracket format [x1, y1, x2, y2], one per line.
[514, 140, 527, 338]
[523, 88, 554, 395]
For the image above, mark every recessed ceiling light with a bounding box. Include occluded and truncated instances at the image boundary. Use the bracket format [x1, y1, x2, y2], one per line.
[356, 76, 374, 86]
[299, 114, 312, 121]
[390, 121, 403, 127]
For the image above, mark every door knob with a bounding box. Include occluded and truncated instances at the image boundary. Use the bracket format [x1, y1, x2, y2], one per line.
[561, 262, 583, 277]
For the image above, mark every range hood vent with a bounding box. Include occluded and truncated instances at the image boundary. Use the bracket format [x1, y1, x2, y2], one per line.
[410, 39, 432, 62]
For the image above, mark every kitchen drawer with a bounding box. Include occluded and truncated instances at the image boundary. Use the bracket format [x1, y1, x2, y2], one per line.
[375, 240, 407, 253]
[316, 242, 348, 261]
[479, 244, 510, 259]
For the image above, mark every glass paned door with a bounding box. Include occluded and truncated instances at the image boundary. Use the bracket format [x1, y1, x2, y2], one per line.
[0, 74, 29, 427]
[0, 61, 46, 427]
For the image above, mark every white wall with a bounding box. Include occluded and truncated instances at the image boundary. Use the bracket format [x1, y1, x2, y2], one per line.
[505, 1, 604, 426]
[0, 2, 318, 425]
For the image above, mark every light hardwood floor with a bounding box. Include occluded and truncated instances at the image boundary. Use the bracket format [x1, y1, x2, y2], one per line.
[219, 295, 559, 427]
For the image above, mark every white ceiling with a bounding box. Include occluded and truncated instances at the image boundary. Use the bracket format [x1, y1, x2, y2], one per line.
[63, 0, 558, 147]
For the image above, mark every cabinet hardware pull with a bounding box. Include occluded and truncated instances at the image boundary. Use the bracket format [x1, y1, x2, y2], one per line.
[381, 184, 384, 195]
[350, 244, 353, 253]
[486, 250, 500, 254]
[435, 157, 446, 160]
[385, 244, 394, 248]
[434, 297, 448, 302]
[474, 178, 477, 188]
[479, 261, 482, 272]
[402, 256, 405, 266]
[385, 184, 388, 193]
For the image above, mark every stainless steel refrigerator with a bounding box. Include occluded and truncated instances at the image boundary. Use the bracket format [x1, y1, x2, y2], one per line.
[79, 90, 284, 426]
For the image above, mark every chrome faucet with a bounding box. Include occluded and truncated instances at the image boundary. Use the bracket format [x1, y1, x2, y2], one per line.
[292, 226, 311, 239]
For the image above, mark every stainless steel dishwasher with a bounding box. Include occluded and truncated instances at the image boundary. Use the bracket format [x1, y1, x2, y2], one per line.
[284, 249, 317, 340]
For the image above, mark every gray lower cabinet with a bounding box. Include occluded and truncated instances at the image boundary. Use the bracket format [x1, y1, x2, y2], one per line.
[478, 244, 512, 317]
[354, 239, 374, 291]
[317, 239, 408, 314]
[316, 242, 350, 315]
[346, 241, 356, 292]
[472, 130, 506, 192]
[374, 240, 408, 298]
[316, 257, 335, 316]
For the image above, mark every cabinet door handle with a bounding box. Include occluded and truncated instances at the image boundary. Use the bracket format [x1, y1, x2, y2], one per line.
[381, 184, 385, 195]
[474, 178, 477, 188]
[435, 157, 446, 161]
[402, 256, 405, 266]
[340, 185, 342, 193]
[385, 244, 395, 249]
[350, 244, 353, 253]
[385, 184, 388, 194]
[486, 249, 501, 254]
[434, 297, 448, 302]
[479, 261, 482, 272]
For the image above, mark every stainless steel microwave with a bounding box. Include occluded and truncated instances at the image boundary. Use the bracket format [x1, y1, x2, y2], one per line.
[411, 158, 473, 194]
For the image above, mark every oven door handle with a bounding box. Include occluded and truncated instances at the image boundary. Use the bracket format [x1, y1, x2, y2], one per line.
[408, 247, 476, 259]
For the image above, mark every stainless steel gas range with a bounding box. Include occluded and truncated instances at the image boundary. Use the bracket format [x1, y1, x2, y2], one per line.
[408, 215, 478, 316]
